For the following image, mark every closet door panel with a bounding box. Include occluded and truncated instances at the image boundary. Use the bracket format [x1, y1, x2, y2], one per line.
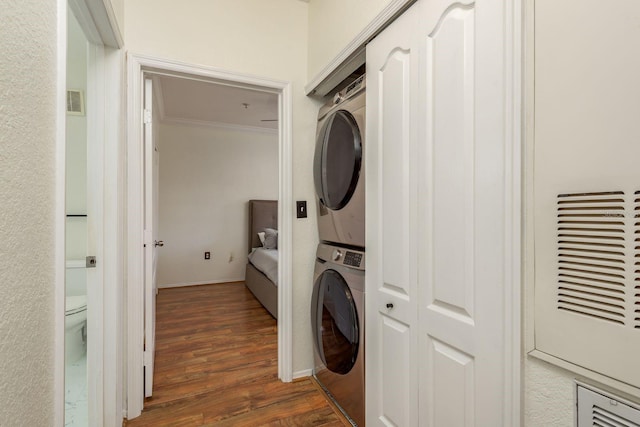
[418, 1, 510, 425]
[428, 337, 475, 427]
[366, 4, 419, 426]
[380, 50, 412, 317]
[368, 0, 516, 425]
[428, 5, 476, 322]
[379, 315, 411, 426]
[419, 5, 479, 425]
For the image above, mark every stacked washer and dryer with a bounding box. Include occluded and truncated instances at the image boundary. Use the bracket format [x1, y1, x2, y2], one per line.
[311, 74, 366, 426]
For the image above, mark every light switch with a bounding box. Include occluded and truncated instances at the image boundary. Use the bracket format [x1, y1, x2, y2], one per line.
[296, 201, 307, 219]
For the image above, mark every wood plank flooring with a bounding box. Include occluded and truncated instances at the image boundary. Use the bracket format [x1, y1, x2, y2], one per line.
[124, 282, 347, 426]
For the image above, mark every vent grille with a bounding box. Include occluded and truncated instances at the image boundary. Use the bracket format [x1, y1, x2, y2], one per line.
[67, 90, 84, 115]
[635, 192, 640, 329]
[593, 405, 640, 427]
[557, 192, 627, 325]
[578, 385, 640, 427]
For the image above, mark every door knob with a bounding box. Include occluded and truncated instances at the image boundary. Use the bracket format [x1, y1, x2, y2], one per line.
[154, 240, 164, 247]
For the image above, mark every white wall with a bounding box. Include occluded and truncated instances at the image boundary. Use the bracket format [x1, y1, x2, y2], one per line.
[0, 0, 58, 424]
[109, 0, 124, 39]
[306, 0, 393, 80]
[124, 0, 321, 374]
[66, 7, 88, 261]
[524, 0, 640, 424]
[157, 123, 278, 287]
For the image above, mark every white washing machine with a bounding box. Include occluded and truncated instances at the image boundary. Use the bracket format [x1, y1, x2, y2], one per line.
[311, 243, 365, 426]
[314, 75, 365, 249]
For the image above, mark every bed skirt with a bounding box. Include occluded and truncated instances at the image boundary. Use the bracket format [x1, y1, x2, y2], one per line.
[245, 262, 278, 319]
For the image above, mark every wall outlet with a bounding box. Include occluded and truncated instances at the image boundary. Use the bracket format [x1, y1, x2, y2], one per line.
[204, 251, 210, 260]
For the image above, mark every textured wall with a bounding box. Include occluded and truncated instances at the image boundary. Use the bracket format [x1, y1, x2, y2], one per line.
[525, 358, 576, 426]
[0, 0, 58, 425]
[157, 123, 278, 287]
[125, 0, 322, 375]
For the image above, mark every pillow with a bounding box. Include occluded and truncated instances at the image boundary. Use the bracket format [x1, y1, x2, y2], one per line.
[257, 232, 266, 246]
[263, 228, 278, 249]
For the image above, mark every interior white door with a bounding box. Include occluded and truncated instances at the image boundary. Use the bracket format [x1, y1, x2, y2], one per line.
[365, 4, 420, 426]
[85, 42, 106, 426]
[143, 77, 158, 397]
[366, 0, 516, 425]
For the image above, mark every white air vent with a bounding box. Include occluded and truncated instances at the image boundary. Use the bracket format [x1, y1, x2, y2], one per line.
[557, 191, 627, 325]
[577, 385, 640, 427]
[67, 89, 84, 115]
[538, 189, 640, 388]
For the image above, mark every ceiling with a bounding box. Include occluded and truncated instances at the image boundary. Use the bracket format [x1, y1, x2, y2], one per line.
[154, 75, 279, 131]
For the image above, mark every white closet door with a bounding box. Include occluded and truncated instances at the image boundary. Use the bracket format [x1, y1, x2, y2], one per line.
[366, 0, 517, 425]
[366, 3, 420, 425]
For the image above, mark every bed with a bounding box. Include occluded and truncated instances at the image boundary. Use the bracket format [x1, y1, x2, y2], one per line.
[245, 200, 278, 319]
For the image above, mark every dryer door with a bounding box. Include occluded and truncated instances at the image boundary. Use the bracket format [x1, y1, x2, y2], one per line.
[313, 110, 362, 211]
[311, 268, 360, 375]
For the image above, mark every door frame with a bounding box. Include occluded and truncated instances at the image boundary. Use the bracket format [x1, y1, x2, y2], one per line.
[125, 53, 294, 418]
[55, 0, 124, 425]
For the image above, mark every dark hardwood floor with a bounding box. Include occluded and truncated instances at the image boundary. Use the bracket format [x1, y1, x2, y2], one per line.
[124, 282, 348, 426]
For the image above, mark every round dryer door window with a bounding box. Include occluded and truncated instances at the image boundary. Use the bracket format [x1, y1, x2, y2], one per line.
[311, 269, 360, 375]
[313, 110, 362, 210]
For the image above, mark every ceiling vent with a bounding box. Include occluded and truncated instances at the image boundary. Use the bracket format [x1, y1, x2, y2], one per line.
[67, 89, 84, 115]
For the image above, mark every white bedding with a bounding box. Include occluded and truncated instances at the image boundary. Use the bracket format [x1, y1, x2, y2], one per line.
[248, 248, 278, 285]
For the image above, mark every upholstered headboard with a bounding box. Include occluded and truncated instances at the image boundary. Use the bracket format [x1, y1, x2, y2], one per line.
[247, 200, 278, 253]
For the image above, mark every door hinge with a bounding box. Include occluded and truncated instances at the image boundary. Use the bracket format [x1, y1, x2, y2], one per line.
[143, 109, 152, 124]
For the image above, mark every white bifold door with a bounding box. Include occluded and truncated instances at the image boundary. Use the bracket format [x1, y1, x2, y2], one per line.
[366, 0, 519, 425]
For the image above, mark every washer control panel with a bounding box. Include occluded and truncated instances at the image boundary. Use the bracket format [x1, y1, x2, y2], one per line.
[316, 243, 365, 271]
[343, 251, 363, 268]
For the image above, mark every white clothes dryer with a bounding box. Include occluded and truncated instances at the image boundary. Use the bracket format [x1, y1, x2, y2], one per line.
[314, 75, 365, 249]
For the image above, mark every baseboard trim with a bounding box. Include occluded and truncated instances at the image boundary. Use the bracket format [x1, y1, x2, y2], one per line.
[293, 369, 313, 380]
[158, 278, 244, 289]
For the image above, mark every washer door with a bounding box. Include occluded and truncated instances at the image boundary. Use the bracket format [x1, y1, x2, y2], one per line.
[311, 268, 360, 375]
[313, 110, 362, 211]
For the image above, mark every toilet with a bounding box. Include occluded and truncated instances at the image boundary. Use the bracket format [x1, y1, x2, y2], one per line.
[65, 295, 87, 363]
[65, 260, 87, 363]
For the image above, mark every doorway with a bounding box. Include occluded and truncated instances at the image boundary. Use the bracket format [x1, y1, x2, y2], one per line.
[57, 0, 124, 425]
[126, 55, 294, 419]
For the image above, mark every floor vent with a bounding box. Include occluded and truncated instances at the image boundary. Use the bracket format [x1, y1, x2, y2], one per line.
[577, 384, 640, 427]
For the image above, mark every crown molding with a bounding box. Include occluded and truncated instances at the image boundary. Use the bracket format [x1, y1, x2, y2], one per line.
[160, 116, 278, 135]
